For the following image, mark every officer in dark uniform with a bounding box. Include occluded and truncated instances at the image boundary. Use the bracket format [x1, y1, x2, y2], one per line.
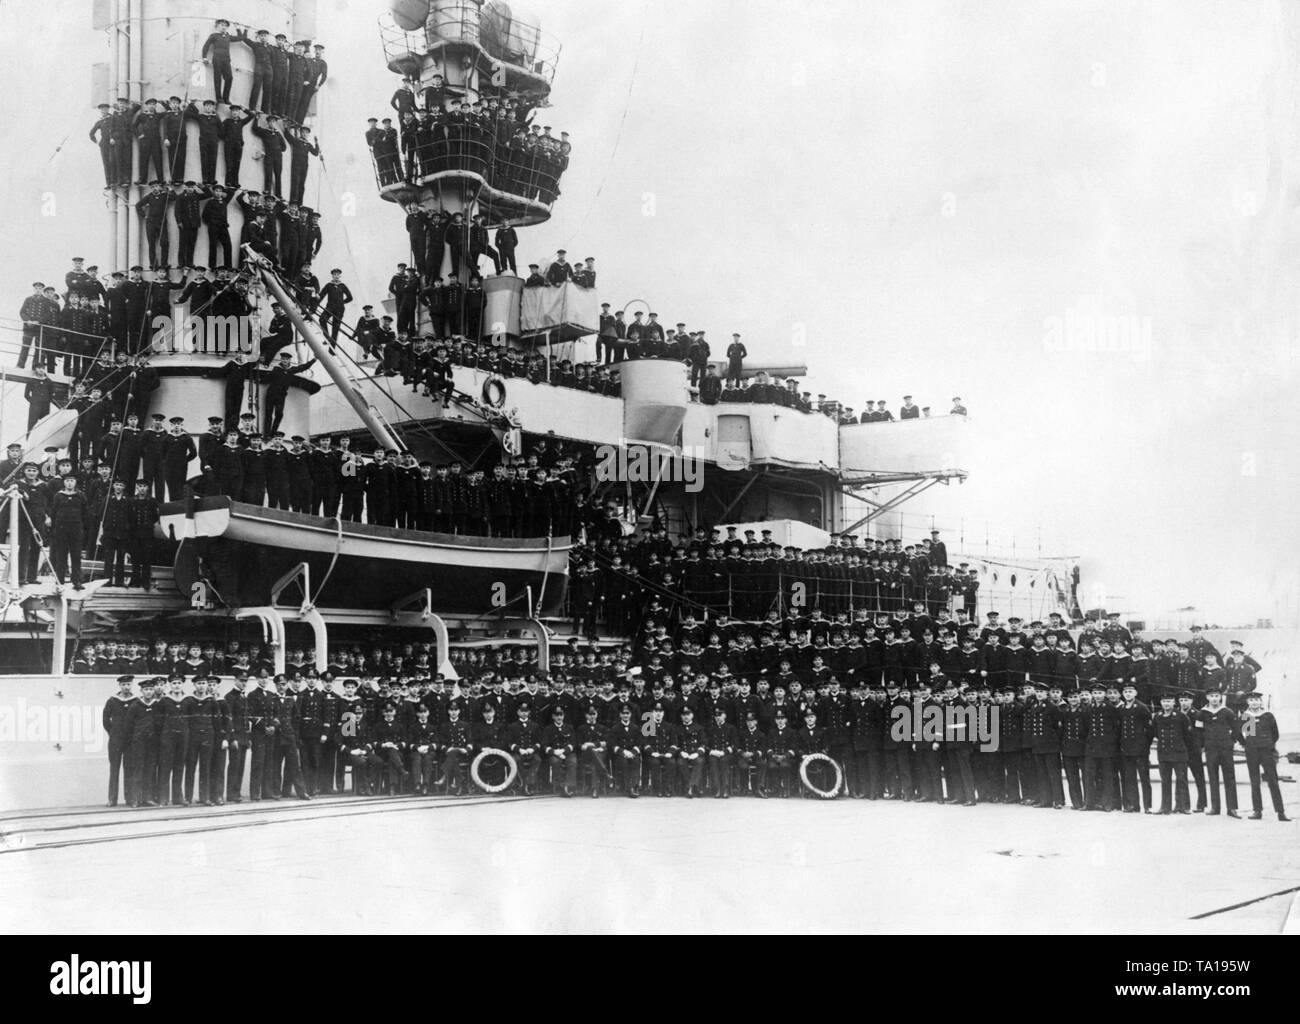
[371, 703, 410, 794]
[271, 678, 311, 800]
[1117, 682, 1153, 812]
[1023, 682, 1064, 808]
[159, 97, 187, 182]
[435, 703, 474, 794]
[97, 479, 131, 586]
[674, 705, 706, 797]
[542, 705, 578, 796]
[173, 183, 204, 268]
[608, 704, 642, 797]
[1082, 682, 1119, 810]
[506, 703, 544, 795]
[576, 704, 610, 796]
[703, 706, 737, 798]
[222, 673, 251, 802]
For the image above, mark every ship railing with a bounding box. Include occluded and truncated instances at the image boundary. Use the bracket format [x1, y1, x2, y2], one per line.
[567, 556, 962, 626]
[371, 134, 564, 211]
[378, 6, 562, 89]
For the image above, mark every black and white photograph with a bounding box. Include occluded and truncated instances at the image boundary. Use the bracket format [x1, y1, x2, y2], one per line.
[0, 0, 1296, 966]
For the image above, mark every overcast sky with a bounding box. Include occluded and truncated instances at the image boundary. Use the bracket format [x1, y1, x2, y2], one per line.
[1, 0, 1297, 625]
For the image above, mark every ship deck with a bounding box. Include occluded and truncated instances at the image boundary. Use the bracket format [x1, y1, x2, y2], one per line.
[1, 769, 1295, 934]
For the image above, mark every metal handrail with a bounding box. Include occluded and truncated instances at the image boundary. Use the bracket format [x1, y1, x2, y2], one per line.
[377, 7, 562, 88]
[369, 134, 565, 211]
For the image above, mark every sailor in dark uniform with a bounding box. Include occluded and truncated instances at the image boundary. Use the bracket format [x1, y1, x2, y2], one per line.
[48, 475, 87, 589]
[212, 429, 245, 498]
[90, 103, 118, 188]
[1197, 689, 1239, 817]
[132, 99, 164, 184]
[200, 18, 235, 103]
[103, 675, 137, 806]
[236, 28, 274, 112]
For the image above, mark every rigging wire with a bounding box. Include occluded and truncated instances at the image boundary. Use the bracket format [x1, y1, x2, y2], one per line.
[560, 0, 649, 249]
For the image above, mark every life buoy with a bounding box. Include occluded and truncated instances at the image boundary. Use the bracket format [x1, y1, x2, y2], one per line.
[799, 753, 843, 798]
[470, 747, 518, 793]
[482, 376, 507, 409]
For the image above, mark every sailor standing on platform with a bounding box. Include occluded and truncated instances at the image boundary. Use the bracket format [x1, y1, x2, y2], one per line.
[124, 678, 160, 806]
[111, 98, 137, 184]
[298, 44, 327, 123]
[269, 33, 291, 116]
[201, 18, 235, 104]
[725, 334, 747, 386]
[162, 416, 196, 501]
[236, 28, 274, 112]
[103, 675, 137, 806]
[98, 479, 131, 587]
[90, 103, 117, 187]
[1239, 692, 1289, 821]
[160, 96, 187, 181]
[317, 269, 353, 348]
[265, 351, 317, 435]
[287, 125, 320, 205]
[1198, 689, 1240, 818]
[48, 474, 87, 590]
[253, 115, 287, 197]
[286, 41, 310, 125]
[495, 220, 519, 275]
[212, 429, 245, 498]
[221, 105, 254, 189]
[132, 98, 164, 184]
[24, 366, 54, 431]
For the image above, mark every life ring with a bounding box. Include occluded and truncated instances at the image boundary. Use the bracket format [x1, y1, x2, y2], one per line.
[470, 747, 518, 793]
[799, 753, 843, 799]
[482, 376, 507, 409]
